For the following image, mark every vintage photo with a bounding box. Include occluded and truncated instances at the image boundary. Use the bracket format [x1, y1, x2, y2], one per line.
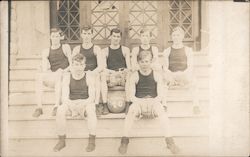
[1, 0, 249, 157]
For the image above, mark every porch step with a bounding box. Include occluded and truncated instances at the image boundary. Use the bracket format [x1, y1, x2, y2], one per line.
[8, 101, 209, 120]
[9, 116, 208, 138]
[8, 137, 209, 157]
[9, 77, 209, 93]
[9, 66, 210, 81]
[9, 89, 209, 105]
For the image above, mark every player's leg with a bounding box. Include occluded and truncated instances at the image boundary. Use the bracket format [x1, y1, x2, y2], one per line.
[153, 103, 179, 154]
[119, 103, 141, 154]
[33, 72, 55, 117]
[94, 73, 102, 116]
[124, 72, 132, 114]
[85, 103, 97, 152]
[100, 71, 109, 115]
[53, 101, 70, 152]
[186, 74, 200, 115]
[52, 71, 64, 116]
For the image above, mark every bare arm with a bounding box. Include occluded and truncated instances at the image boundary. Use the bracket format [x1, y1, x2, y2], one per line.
[151, 46, 161, 71]
[62, 44, 72, 72]
[162, 48, 172, 74]
[131, 47, 139, 71]
[183, 47, 194, 74]
[129, 72, 141, 103]
[153, 72, 163, 103]
[93, 45, 104, 73]
[72, 45, 80, 58]
[41, 48, 51, 72]
[61, 72, 70, 104]
[85, 72, 96, 104]
[122, 46, 131, 70]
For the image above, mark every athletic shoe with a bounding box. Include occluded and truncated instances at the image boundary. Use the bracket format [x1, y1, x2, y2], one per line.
[32, 108, 43, 118]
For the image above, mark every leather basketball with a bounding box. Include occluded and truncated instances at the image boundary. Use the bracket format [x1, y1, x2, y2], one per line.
[107, 91, 126, 113]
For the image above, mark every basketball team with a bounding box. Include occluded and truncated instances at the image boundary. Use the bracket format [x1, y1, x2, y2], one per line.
[32, 25, 200, 154]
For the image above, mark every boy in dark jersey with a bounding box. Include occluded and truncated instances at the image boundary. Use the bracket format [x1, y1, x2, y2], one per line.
[131, 28, 161, 71]
[32, 28, 72, 117]
[100, 28, 131, 115]
[53, 53, 97, 152]
[162, 26, 200, 114]
[72, 25, 103, 115]
[118, 51, 179, 154]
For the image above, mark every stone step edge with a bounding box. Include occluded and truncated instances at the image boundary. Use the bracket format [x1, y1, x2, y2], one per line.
[9, 135, 209, 140]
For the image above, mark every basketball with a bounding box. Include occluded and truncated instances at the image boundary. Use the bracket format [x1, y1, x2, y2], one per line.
[107, 91, 126, 113]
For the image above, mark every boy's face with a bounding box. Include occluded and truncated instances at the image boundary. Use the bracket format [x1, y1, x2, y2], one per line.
[171, 30, 184, 44]
[81, 29, 93, 43]
[71, 60, 85, 75]
[140, 31, 151, 45]
[138, 55, 152, 71]
[50, 32, 62, 46]
[110, 32, 121, 46]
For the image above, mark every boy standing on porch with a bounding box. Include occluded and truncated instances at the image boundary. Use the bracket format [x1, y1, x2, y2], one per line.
[53, 53, 97, 152]
[100, 28, 131, 115]
[32, 28, 72, 117]
[118, 51, 179, 154]
[131, 28, 161, 72]
[72, 25, 103, 115]
[162, 26, 200, 114]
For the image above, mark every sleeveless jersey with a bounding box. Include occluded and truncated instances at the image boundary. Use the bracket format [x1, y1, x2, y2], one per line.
[79, 45, 97, 71]
[48, 45, 69, 72]
[135, 71, 157, 98]
[69, 74, 89, 100]
[107, 46, 127, 71]
[168, 47, 188, 72]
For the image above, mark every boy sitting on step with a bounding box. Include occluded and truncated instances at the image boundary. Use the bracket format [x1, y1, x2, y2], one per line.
[32, 28, 71, 117]
[118, 50, 179, 155]
[53, 53, 97, 152]
[100, 28, 131, 115]
[72, 25, 103, 116]
[162, 26, 200, 114]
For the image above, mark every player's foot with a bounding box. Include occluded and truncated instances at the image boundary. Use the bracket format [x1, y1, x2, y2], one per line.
[32, 108, 43, 118]
[51, 107, 58, 116]
[165, 137, 180, 154]
[85, 134, 96, 152]
[118, 137, 129, 154]
[102, 103, 109, 115]
[96, 104, 103, 117]
[53, 135, 66, 152]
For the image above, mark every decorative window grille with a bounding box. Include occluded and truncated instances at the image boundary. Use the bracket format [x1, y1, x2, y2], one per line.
[57, 0, 80, 42]
[169, 0, 193, 41]
[129, 1, 158, 40]
[91, 1, 119, 40]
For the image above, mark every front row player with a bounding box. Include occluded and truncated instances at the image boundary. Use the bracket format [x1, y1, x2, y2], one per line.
[53, 54, 97, 152]
[118, 51, 179, 154]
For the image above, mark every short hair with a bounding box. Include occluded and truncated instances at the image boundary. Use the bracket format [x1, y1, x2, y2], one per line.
[72, 53, 86, 64]
[50, 27, 63, 35]
[172, 26, 185, 36]
[110, 28, 122, 36]
[81, 25, 93, 33]
[140, 28, 152, 37]
[137, 50, 153, 62]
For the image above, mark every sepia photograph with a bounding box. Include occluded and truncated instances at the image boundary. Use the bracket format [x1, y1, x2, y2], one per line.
[0, 0, 249, 157]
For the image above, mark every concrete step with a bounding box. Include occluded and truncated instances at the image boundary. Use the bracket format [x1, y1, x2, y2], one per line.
[8, 137, 209, 156]
[9, 116, 208, 138]
[9, 65, 210, 81]
[9, 77, 209, 93]
[9, 89, 209, 105]
[8, 101, 209, 120]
